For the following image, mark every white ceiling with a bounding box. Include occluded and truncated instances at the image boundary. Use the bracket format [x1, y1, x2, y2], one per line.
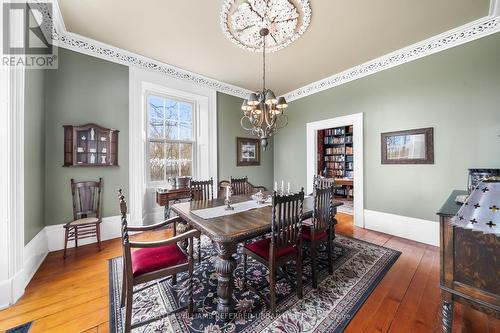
[58, 0, 490, 96]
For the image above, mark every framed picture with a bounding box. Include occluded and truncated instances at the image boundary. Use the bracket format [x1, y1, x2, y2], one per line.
[381, 127, 434, 164]
[236, 137, 260, 166]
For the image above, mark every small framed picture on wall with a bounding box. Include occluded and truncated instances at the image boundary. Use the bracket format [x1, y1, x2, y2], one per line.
[381, 127, 434, 164]
[236, 137, 260, 166]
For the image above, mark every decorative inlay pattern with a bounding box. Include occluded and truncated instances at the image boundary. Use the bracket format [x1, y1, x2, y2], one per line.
[220, 0, 311, 53]
[285, 16, 500, 101]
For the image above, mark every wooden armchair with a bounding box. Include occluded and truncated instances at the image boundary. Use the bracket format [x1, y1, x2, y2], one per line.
[218, 178, 266, 197]
[190, 177, 214, 201]
[118, 190, 198, 332]
[189, 178, 214, 262]
[302, 184, 336, 288]
[63, 178, 103, 259]
[313, 175, 336, 189]
[242, 189, 305, 315]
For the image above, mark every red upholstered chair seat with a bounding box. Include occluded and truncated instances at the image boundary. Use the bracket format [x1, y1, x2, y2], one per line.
[244, 238, 297, 260]
[301, 225, 328, 241]
[131, 243, 187, 277]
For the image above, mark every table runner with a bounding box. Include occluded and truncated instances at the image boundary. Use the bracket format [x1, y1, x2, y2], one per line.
[191, 199, 271, 219]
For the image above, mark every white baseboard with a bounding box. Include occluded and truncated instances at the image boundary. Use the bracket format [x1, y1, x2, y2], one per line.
[364, 209, 439, 246]
[45, 215, 123, 252]
[23, 228, 48, 287]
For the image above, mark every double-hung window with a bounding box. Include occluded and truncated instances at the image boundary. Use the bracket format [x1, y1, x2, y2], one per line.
[147, 94, 194, 183]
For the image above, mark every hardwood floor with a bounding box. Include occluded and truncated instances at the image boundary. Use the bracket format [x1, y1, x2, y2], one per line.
[0, 214, 498, 332]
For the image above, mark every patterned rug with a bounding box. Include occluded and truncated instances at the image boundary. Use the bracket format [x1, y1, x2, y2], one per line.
[337, 200, 354, 215]
[5, 322, 32, 333]
[109, 235, 400, 333]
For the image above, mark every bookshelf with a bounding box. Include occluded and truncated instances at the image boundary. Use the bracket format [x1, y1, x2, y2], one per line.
[317, 125, 353, 199]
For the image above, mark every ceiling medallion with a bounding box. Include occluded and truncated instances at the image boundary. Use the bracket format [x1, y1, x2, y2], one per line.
[220, 0, 312, 53]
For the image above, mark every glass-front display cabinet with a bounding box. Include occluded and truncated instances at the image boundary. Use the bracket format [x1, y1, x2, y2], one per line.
[63, 123, 119, 167]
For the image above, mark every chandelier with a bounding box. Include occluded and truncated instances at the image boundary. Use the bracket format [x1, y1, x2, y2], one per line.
[240, 28, 288, 151]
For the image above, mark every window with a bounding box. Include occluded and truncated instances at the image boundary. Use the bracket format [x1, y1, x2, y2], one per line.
[147, 94, 194, 182]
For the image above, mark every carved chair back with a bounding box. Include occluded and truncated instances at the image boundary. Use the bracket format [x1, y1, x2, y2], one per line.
[312, 185, 335, 233]
[190, 178, 214, 201]
[313, 175, 335, 189]
[271, 189, 305, 252]
[71, 178, 103, 221]
[230, 176, 249, 195]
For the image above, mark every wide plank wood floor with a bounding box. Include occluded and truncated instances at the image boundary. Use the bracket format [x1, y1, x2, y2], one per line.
[0, 214, 498, 332]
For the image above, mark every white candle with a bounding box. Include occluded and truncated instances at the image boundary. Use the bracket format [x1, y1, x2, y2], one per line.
[287, 182, 291, 194]
[226, 186, 229, 199]
[281, 180, 284, 193]
[274, 181, 277, 191]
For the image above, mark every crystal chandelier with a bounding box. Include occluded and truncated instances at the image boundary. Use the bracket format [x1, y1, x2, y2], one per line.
[240, 28, 288, 151]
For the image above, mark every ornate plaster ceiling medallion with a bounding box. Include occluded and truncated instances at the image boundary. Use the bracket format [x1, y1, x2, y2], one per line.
[221, 0, 312, 53]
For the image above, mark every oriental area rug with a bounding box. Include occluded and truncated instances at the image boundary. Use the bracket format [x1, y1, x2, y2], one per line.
[109, 235, 400, 333]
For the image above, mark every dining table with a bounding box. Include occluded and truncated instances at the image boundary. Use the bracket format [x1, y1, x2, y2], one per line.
[171, 192, 343, 316]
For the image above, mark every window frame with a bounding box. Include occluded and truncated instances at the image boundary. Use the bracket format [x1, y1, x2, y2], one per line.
[145, 91, 197, 186]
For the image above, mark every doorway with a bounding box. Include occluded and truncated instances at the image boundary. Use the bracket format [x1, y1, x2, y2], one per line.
[306, 113, 364, 228]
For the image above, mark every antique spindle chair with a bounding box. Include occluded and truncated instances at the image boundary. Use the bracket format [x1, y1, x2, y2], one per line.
[313, 174, 336, 189]
[230, 176, 250, 195]
[242, 189, 305, 315]
[118, 190, 198, 333]
[302, 184, 336, 289]
[189, 177, 214, 262]
[63, 178, 103, 259]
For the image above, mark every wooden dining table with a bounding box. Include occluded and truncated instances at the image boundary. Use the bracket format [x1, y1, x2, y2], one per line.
[171, 193, 343, 316]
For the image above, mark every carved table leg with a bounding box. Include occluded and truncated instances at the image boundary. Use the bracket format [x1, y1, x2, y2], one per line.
[441, 294, 453, 333]
[214, 241, 237, 317]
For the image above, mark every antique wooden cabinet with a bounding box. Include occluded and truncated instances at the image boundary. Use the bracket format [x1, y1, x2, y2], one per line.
[63, 123, 119, 167]
[437, 190, 500, 332]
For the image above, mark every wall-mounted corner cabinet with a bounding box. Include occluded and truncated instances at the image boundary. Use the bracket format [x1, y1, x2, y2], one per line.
[63, 123, 119, 167]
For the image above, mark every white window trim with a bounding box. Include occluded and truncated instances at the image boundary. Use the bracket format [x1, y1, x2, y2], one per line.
[145, 91, 197, 186]
[129, 67, 217, 225]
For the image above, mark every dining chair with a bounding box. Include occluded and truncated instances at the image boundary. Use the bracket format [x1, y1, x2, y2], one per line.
[118, 190, 198, 333]
[189, 177, 214, 262]
[230, 176, 250, 195]
[302, 184, 336, 289]
[218, 179, 266, 197]
[313, 175, 335, 189]
[242, 189, 305, 315]
[63, 178, 103, 259]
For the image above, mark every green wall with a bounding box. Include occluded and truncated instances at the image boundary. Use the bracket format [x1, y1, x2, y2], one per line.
[217, 92, 274, 189]
[24, 69, 46, 244]
[274, 32, 500, 222]
[44, 48, 129, 226]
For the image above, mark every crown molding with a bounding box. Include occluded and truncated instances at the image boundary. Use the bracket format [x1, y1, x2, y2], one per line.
[36, 1, 499, 103]
[284, 15, 500, 101]
[36, 0, 252, 99]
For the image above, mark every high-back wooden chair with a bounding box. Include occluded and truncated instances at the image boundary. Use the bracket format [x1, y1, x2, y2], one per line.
[218, 179, 266, 197]
[230, 176, 249, 195]
[190, 177, 214, 201]
[313, 175, 335, 189]
[63, 178, 103, 259]
[242, 189, 305, 315]
[118, 190, 198, 332]
[189, 178, 214, 262]
[302, 184, 336, 288]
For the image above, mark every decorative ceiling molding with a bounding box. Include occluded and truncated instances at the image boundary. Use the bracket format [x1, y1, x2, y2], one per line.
[284, 15, 500, 101]
[220, 0, 311, 53]
[35, 0, 252, 99]
[35, 1, 499, 103]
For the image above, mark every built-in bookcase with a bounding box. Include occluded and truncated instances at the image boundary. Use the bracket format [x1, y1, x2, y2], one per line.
[317, 125, 353, 199]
